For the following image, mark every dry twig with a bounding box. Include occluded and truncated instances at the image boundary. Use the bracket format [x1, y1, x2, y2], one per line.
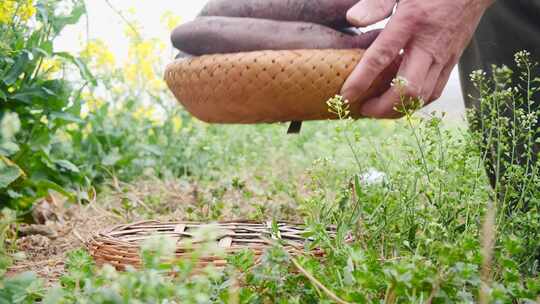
[291, 258, 351, 304]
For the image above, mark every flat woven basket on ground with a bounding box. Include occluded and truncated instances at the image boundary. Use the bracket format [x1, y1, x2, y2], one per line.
[86, 220, 339, 270]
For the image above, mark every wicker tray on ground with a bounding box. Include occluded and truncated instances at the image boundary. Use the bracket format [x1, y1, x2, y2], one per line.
[86, 220, 340, 270]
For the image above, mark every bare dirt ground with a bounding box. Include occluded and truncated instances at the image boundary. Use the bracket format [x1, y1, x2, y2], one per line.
[6, 175, 304, 285]
[6, 194, 117, 284]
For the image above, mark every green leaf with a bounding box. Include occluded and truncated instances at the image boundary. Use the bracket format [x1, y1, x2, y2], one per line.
[55, 52, 96, 85]
[0, 272, 43, 303]
[54, 160, 80, 173]
[10, 87, 49, 105]
[3, 52, 30, 86]
[102, 150, 122, 167]
[0, 157, 23, 189]
[31, 179, 74, 201]
[35, 3, 49, 25]
[34, 42, 53, 57]
[50, 111, 84, 124]
[50, 2, 86, 34]
[6, 190, 22, 199]
[0, 167, 21, 189]
[0, 142, 20, 156]
[354, 174, 362, 198]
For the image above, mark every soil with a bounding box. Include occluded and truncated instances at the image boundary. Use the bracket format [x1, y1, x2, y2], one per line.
[5, 200, 116, 285]
[5, 175, 304, 285]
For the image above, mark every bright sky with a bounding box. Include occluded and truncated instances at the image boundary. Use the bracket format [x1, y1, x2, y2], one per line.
[56, 0, 208, 61]
[56, 0, 465, 121]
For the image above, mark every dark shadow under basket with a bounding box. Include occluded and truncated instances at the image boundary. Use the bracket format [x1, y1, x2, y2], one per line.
[86, 220, 342, 270]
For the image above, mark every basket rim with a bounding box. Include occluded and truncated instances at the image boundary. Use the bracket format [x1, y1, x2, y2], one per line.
[86, 220, 330, 249]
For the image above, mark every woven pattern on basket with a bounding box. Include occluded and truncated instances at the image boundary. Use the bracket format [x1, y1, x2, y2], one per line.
[86, 220, 337, 270]
[165, 49, 394, 124]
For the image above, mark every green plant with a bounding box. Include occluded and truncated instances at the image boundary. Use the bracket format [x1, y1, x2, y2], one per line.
[467, 50, 540, 280]
[0, 0, 93, 209]
[2, 2, 540, 301]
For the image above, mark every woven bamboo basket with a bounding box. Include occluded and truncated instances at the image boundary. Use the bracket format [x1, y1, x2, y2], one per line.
[86, 220, 341, 270]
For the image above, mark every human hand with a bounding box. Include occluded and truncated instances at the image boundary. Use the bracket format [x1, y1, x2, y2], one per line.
[341, 0, 494, 118]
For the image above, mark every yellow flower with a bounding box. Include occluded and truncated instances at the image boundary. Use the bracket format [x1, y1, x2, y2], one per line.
[135, 41, 153, 58]
[82, 123, 93, 136]
[171, 116, 182, 133]
[123, 38, 164, 86]
[124, 21, 142, 41]
[41, 58, 62, 74]
[81, 39, 116, 69]
[133, 105, 156, 121]
[111, 85, 124, 95]
[87, 97, 105, 112]
[149, 79, 165, 91]
[161, 11, 181, 31]
[19, 1, 36, 21]
[0, 0, 35, 24]
[123, 64, 138, 84]
[0, 1, 16, 24]
[82, 91, 106, 114]
[140, 61, 155, 80]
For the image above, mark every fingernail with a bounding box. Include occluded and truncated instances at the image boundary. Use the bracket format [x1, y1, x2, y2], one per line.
[340, 87, 355, 104]
[347, 6, 369, 26]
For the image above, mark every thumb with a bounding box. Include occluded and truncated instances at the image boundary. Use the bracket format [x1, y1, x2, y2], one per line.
[347, 0, 396, 27]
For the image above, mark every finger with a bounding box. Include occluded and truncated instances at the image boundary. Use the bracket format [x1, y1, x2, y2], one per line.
[360, 46, 433, 118]
[431, 58, 458, 102]
[350, 29, 382, 49]
[347, 0, 396, 27]
[341, 14, 413, 103]
[421, 63, 445, 104]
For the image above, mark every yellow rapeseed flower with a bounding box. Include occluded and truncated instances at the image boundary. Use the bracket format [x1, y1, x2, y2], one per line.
[171, 116, 182, 133]
[140, 61, 155, 80]
[133, 105, 161, 125]
[81, 39, 116, 69]
[41, 58, 62, 74]
[123, 64, 138, 84]
[124, 38, 163, 86]
[0, 1, 16, 24]
[81, 91, 105, 115]
[135, 41, 153, 58]
[19, 0, 36, 21]
[161, 11, 181, 31]
[0, 0, 35, 24]
[149, 79, 165, 91]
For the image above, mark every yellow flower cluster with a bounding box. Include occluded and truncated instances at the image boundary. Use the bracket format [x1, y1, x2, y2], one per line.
[76, 12, 181, 126]
[123, 34, 166, 91]
[161, 11, 181, 31]
[81, 39, 116, 69]
[81, 91, 105, 118]
[132, 105, 161, 125]
[41, 58, 62, 75]
[0, 0, 36, 24]
[171, 116, 182, 133]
